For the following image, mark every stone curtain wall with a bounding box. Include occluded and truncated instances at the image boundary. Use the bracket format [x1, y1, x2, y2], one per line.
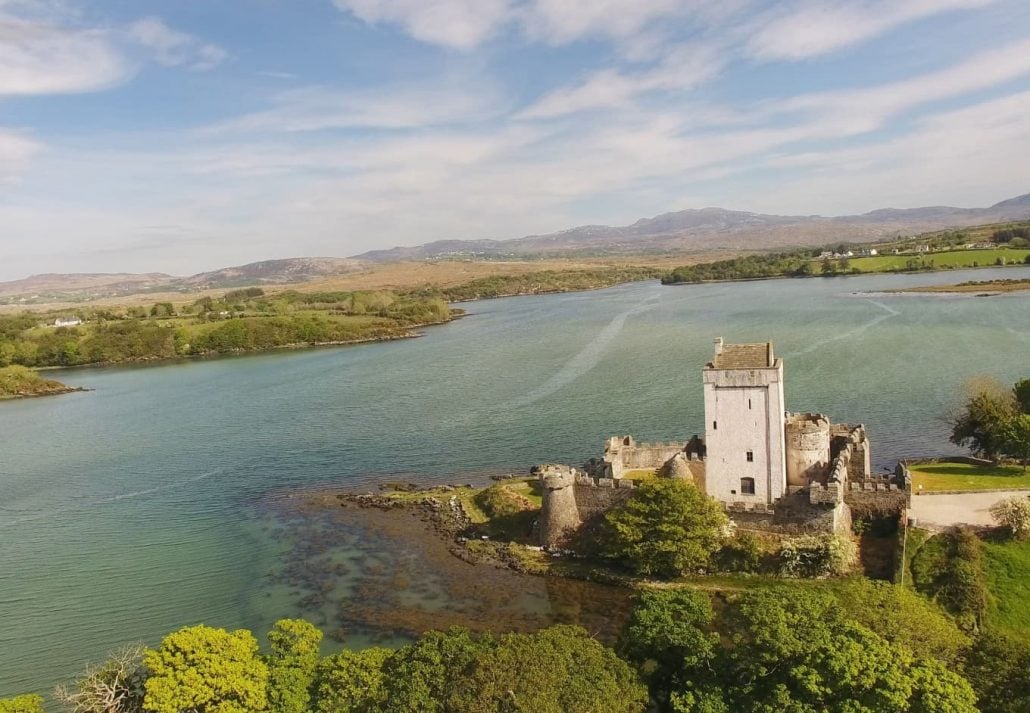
[539, 472, 634, 548]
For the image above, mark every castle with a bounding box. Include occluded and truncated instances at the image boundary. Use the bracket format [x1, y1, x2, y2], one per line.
[539, 338, 910, 548]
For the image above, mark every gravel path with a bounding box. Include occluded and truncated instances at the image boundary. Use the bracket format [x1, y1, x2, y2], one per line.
[910, 490, 1030, 528]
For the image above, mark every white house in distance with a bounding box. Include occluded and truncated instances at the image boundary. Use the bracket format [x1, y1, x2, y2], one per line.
[703, 338, 787, 505]
[53, 317, 82, 328]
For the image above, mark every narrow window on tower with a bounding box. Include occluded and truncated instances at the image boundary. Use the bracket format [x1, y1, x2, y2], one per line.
[713, 421, 717, 430]
[746, 450, 754, 462]
[748, 398, 752, 410]
[741, 477, 756, 495]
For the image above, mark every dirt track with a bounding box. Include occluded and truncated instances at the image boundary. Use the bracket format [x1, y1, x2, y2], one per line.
[910, 490, 1030, 528]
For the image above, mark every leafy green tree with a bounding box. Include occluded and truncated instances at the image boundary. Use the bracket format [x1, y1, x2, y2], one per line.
[638, 588, 978, 713]
[1014, 378, 1030, 414]
[825, 579, 969, 665]
[950, 378, 1019, 459]
[744, 590, 976, 712]
[1002, 414, 1030, 470]
[455, 625, 647, 713]
[314, 648, 391, 713]
[603, 479, 727, 578]
[618, 589, 718, 709]
[379, 628, 489, 713]
[0, 695, 44, 713]
[266, 619, 322, 713]
[143, 625, 268, 713]
[963, 630, 1030, 713]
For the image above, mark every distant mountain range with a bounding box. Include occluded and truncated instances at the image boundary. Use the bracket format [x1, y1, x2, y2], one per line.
[0, 258, 363, 301]
[3, 193, 1029, 302]
[353, 193, 1030, 262]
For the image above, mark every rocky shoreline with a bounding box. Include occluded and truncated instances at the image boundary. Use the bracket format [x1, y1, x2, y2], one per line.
[254, 481, 636, 647]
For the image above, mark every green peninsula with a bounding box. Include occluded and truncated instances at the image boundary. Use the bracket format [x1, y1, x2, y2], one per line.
[0, 365, 81, 400]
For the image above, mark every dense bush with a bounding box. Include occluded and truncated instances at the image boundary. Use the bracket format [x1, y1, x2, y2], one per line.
[911, 528, 989, 632]
[618, 588, 978, 713]
[777, 534, 857, 577]
[711, 531, 764, 573]
[990, 496, 1030, 539]
[0, 695, 43, 713]
[963, 630, 1030, 713]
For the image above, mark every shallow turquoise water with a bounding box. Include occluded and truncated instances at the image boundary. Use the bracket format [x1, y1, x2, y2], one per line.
[2, 267, 1029, 695]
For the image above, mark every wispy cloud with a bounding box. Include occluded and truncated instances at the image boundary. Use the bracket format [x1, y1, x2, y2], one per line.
[126, 17, 228, 71]
[767, 37, 1030, 135]
[0, 129, 42, 180]
[333, 0, 514, 51]
[519, 42, 727, 118]
[0, 14, 131, 95]
[747, 0, 998, 60]
[204, 79, 508, 133]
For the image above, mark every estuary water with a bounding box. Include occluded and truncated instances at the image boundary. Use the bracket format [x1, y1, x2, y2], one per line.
[2, 266, 1030, 695]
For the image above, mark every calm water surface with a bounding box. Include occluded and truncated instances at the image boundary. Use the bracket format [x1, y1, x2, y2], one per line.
[2, 267, 1029, 694]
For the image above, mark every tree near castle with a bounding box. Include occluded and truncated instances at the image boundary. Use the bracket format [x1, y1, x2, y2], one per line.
[950, 377, 1030, 462]
[603, 479, 728, 578]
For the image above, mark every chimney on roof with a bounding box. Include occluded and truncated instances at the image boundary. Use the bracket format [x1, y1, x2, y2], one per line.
[713, 337, 724, 356]
[767, 341, 775, 366]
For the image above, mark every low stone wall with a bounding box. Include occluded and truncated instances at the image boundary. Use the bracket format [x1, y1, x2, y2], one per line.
[845, 486, 909, 519]
[729, 495, 850, 535]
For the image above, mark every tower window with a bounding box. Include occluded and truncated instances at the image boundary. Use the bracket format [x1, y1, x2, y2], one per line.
[713, 421, 717, 430]
[748, 398, 752, 410]
[740, 477, 756, 495]
[746, 450, 754, 462]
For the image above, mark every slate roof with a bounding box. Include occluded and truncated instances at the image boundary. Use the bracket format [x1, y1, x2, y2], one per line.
[710, 342, 774, 369]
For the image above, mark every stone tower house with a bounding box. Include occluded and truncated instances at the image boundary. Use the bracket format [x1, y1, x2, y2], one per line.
[702, 338, 786, 505]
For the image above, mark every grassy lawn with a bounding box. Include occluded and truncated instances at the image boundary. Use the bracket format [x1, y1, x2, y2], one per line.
[909, 461, 1030, 491]
[621, 468, 658, 481]
[984, 539, 1030, 639]
[843, 248, 1030, 272]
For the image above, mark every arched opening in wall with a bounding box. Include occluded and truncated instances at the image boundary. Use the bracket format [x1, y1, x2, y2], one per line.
[740, 477, 756, 495]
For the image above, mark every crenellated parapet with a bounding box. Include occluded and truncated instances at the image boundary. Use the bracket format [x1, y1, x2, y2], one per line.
[538, 464, 636, 548]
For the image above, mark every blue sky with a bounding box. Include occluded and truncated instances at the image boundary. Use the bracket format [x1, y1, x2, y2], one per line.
[2, 0, 1030, 279]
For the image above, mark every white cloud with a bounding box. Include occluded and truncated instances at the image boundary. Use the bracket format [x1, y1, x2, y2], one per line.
[0, 129, 42, 179]
[0, 15, 131, 95]
[205, 78, 507, 134]
[747, 89, 1030, 213]
[747, 0, 997, 60]
[126, 17, 228, 71]
[519, 0, 696, 46]
[520, 42, 726, 118]
[769, 37, 1030, 136]
[333, 0, 513, 51]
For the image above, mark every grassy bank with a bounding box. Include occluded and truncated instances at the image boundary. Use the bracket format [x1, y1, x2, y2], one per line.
[0, 365, 80, 400]
[984, 539, 1030, 639]
[909, 462, 1030, 491]
[0, 289, 457, 369]
[410, 266, 660, 302]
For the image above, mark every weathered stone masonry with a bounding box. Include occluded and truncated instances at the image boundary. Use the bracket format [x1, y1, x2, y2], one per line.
[538, 339, 912, 548]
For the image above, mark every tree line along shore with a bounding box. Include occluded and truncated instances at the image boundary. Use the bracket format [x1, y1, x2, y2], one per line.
[2, 220, 1029, 396]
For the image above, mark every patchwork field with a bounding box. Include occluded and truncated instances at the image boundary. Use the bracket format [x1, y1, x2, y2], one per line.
[844, 248, 1030, 272]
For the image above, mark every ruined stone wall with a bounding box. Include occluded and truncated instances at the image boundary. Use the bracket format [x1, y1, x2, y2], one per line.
[729, 494, 850, 535]
[603, 436, 684, 478]
[538, 469, 634, 548]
